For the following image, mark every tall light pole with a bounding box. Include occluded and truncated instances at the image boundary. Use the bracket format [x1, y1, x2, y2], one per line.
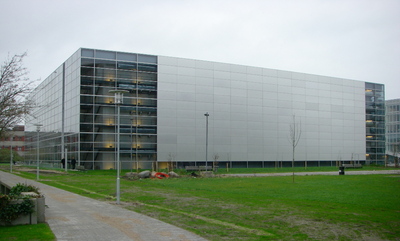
[10, 134, 13, 173]
[204, 112, 209, 171]
[109, 89, 129, 205]
[34, 124, 43, 181]
[130, 117, 139, 173]
[130, 118, 133, 173]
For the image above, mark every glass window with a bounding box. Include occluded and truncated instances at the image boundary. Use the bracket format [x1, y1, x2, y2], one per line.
[81, 67, 94, 76]
[80, 96, 93, 104]
[96, 50, 116, 59]
[138, 72, 157, 81]
[365, 83, 374, 89]
[117, 70, 136, 79]
[139, 80, 156, 86]
[82, 49, 94, 57]
[81, 58, 94, 67]
[95, 59, 116, 69]
[80, 124, 93, 132]
[375, 84, 384, 90]
[118, 83, 136, 90]
[118, 78, 136, 85]
[138, 54, 157, 64]
[95, 68, 116, 78]
[138, 63, 157, 72]
[95, 78, 115, 87]
[81, 77, 94, 85]
[117, 62, 137, 70]
[81, 86, 93, 94]
[117, 52, 137, 61]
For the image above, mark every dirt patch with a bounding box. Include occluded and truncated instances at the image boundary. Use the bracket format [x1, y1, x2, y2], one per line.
[271, 214, 386, 241]
[5, 166, 66, 175]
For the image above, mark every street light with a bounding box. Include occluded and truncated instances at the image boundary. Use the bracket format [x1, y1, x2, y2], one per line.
[10, 134, 14, 173]
[109, 89, 129, 205]
[130, 118, 133, 173]
[130, 117, 139, 173]
[34, 124, 43, 181]
[204, 112, 209, 171]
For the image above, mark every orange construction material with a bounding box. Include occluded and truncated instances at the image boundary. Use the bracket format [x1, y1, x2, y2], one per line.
[154, 172, 169, 179]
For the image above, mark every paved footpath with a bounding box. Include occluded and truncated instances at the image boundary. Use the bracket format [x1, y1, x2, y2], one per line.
[220, 169, 400, 177]
[0, 171, 207, 241]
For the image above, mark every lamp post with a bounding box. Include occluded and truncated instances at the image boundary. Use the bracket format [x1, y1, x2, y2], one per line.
[130, 118, 133, 173]
[10, 134, 13, 173]
[204, 112, 209, 171]
[34, 124, 43, 181]
[130, 116, 139, 173]
[109, 89, 129, 205]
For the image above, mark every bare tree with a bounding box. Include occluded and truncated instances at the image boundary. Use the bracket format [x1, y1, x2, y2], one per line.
[0, 52, 34, 138]
[392, 144, 399, 168]
[289, 115, 302, 182]
[212, 153, 220, 172]
[167, 152, 176, 172]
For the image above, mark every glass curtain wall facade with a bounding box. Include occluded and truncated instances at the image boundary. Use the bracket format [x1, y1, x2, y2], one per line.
[25, 48, 158, 169]
[25, 51, 81, 167]
[79, 49, 157, 170]
[365, 82, 386, 164]
[386, 99, 400, 163]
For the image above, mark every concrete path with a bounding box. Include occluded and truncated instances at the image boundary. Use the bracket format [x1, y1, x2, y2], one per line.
[0, 171, 207, 241]
[220, 169, 400, 177]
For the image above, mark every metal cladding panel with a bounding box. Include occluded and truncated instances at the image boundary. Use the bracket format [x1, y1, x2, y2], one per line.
[157, 56, 367, 163]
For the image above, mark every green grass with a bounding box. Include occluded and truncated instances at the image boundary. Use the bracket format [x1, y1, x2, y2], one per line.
[123, 174, 400, 240]
[2, 166, 400, 240]
[0, 223, 55, 241]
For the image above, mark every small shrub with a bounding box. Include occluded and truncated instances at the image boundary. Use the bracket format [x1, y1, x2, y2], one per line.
[0, 183, 39, 225]
[9, 183, 40, 196]
[0, 196, 35, 224]
[174, 168, 188, 176]
[0, 194, 11, 210]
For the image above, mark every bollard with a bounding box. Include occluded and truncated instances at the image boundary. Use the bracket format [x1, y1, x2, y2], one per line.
[339, 166, 345, 175]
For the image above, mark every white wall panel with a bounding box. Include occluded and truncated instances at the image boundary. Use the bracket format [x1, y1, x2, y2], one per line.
[157, 56, 367, 164]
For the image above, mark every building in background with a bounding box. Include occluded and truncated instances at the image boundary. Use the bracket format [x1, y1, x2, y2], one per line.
[0, 125, 25, 159]
[24, 48, 385, 169]
[365, 83, 386, 164]
[386, 98, 400, 164]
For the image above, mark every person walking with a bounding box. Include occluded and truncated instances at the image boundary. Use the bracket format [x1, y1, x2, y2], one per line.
[71, 157, 76, 169]
[61, 158, 65, 169]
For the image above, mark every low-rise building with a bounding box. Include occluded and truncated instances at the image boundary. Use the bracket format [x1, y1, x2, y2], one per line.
[0, 125, 25, 160]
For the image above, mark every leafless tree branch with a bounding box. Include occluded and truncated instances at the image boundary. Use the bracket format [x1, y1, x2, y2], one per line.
[289, 115, 302, 182]
[0, 52, 35, 138]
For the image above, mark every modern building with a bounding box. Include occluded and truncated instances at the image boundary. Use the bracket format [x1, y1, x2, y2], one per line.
[24, 48, 385, 170]
[365, 83, 386, 164]
[386, 99, 400, 163]
[0, 125, 25, 158]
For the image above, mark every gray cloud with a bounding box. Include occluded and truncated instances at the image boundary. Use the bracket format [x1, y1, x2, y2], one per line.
[1, 0, 399, 99]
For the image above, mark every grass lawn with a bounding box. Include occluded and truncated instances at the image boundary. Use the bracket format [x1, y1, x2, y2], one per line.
[0, 223, 55, 241]
[2, 166, 400, 240]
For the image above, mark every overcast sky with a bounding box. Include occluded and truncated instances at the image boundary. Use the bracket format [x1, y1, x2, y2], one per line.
[1, 0, 399, 100]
